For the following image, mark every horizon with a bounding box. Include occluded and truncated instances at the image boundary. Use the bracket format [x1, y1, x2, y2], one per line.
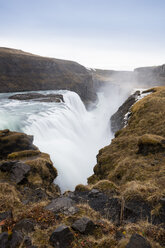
[0, 0, 165, 70]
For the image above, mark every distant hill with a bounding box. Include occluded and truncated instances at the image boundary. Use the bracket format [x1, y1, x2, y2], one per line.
[92, 65, 165, 88]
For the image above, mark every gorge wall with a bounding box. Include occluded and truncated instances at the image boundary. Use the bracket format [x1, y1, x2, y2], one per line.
[92, 65, 165, 89]
[0, 48, 96, 103]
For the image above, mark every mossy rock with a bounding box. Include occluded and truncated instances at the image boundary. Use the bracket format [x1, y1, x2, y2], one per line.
[75, 184, 90, 192]
[92, 180, 119, 194]
[26, 155, 57, 186]
[0, 130, 37, 159]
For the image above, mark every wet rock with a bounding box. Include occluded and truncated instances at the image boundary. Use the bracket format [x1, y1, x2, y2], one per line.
[110, 91, 140, 133]
[49, 225, 74, 248]
[45, 196, 75, 213]
[71, 217, 95, 234]
[11, 162, 30, 184]
[14, 219, 35, 233]
[0, 232, 9, 248]
[10, 231, 23, 248]
[126, 233, 151, 248]
[9, 93, 64, 103]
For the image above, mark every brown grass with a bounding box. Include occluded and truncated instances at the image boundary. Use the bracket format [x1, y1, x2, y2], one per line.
[89, 86, 165, 205]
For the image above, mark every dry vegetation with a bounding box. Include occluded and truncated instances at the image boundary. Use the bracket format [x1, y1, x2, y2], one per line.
[88, 86, 165, 204]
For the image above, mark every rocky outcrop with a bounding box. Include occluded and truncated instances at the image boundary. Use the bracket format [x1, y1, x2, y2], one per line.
[0, 129, 37, 159]
[110, 90, 140, 133]
[0, 47, 96, 103]
[9, 93, 64, 103]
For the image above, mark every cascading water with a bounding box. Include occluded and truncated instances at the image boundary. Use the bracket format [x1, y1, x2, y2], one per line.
[0, 87, 130, 192]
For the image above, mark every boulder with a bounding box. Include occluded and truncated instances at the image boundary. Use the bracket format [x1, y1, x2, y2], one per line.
[10, 162, 30, 184]
[126, 233, 151, 248]
[49, 225, 74, 248]
[71, 217, 95, 234]
[45, 196, 75, 214]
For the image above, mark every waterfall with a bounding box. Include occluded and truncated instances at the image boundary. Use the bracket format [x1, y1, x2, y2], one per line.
[0, 87, 130, 192]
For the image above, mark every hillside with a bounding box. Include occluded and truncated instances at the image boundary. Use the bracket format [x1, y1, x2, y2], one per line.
[0, 48, 96, 103]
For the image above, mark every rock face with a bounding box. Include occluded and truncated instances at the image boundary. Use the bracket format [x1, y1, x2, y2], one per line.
[92, 64, 165, 90]
[0, 47, 96, 103]
[71, 217, 95, 234]
[110, 91, 140, 133]
[134, 64, 165, 86]
[9, 93, 64, 103]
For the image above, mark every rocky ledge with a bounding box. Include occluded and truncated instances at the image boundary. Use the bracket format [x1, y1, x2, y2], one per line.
[9, 93, 64, 103]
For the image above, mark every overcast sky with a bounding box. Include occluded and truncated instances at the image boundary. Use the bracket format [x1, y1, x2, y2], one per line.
[0, 0, 165, 70]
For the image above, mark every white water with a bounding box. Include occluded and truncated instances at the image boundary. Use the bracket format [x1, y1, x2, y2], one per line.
[0, 87, 130, 192]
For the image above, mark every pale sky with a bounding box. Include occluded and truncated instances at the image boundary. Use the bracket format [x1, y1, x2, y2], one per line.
[0, 0, 165, 70]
